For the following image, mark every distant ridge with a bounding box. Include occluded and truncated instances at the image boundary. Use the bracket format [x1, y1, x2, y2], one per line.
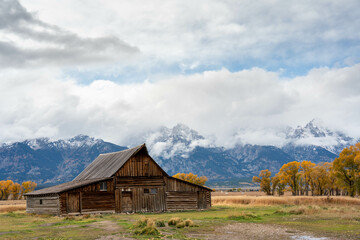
[0, 121, 357, 185]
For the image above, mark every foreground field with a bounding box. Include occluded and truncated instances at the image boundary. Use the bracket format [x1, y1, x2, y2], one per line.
[0, 196, 360, 239]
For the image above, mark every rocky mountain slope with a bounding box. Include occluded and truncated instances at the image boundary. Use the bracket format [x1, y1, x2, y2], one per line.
[0, 135, 126, 184]
[0, 121, 357, 185]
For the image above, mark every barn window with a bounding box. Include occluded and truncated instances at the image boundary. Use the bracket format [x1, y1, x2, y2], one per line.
[39, 199, 43, 204]
[100, 182, 107, 191]
[150, 188, 157, 194]
[144, 189, 149, 194]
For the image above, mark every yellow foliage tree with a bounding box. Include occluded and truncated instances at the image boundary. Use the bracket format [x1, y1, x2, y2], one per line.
[332, 143, 360, 197]
[252, 169, 272, 195]
[309, 163, 329, 196]
[172, 173, 208, 186]
[278, 161, 300, 196]
[271, 173, 286, 196]
[10, 183, 21, 200]
[0, 180, 14, 200]
[299, 160, 316, 196]
[21, 181, 37, 198]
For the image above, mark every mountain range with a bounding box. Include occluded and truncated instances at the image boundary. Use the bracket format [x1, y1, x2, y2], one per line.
[0, 120, 358, 187]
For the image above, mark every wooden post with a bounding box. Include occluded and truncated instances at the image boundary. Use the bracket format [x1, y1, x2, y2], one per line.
[66, 192, 69, 213]
[115, 189, 120, 213]
[79, 192, 82, 214]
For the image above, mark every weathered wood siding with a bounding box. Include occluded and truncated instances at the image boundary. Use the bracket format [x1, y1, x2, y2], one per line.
[115, 176, 166, 212]
[81, 192, 115, 212]
[115, 149, 165, 177]
[26, 194, 59, 215]
[130, 187, 166, 212]
[59, 179, 115, 215]
[166, 192, 198, 210]
[165, 177, 211, 210]
[116, 176, 164, 187]
[165, 177, 200, 192]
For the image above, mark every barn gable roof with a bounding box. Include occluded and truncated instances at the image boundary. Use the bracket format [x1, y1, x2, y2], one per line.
[74, 143, 146, 181]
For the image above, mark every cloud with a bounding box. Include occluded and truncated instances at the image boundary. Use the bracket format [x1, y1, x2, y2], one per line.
[19, 0, 360, 74]
[1, 64, 360, 147]
[0, 0, 138, 68]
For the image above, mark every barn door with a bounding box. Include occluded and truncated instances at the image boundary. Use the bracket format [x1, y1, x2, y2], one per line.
[68, 193, 80, 213]
[121, 190, 133, 212]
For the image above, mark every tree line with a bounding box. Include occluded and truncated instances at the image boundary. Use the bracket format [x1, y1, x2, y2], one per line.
[0, 180, 37, 200]
[253, 143, 360, 197]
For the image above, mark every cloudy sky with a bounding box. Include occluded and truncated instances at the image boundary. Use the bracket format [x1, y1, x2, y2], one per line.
[1, 0, 360, 147]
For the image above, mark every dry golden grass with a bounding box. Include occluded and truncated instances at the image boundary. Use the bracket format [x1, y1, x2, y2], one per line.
[212, 195, 360, 206]
[0, 200, 26, 213]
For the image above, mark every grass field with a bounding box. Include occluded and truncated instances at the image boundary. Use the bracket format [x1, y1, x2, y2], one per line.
[0, 194, 360, 239]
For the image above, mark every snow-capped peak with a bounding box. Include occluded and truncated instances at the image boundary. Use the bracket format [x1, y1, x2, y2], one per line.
[23, 134, 102, 150]
[146, 123, 213, 159]
[285, 119, 355, 154]
[287, 119, 332, 139]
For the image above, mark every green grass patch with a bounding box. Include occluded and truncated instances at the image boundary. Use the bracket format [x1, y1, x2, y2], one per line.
[0, 205, 359, 239]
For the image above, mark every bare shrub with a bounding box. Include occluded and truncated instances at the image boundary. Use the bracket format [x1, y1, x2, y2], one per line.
[176, 221, 186, 228]
[155, 220, 165, 227]
[184, 219, 194, 227]
[168, 217, 182, 226]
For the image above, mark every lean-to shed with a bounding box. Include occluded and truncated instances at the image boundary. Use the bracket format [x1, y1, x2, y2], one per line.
[25, 144, 212, 215]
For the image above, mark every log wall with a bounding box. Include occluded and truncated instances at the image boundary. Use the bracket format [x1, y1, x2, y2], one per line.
[26, 194, 59, 215]
[166, 192, 198, 210]
[164, 177, 212, 210]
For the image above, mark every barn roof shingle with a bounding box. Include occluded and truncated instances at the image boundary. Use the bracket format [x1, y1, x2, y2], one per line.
[25, 177, 111, 196]
[74, 144, 145, 181]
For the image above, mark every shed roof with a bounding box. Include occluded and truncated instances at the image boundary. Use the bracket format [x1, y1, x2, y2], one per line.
[168, 176, 214, 192]
[74, 144, 145, 181]
[25, 177, 111, 196]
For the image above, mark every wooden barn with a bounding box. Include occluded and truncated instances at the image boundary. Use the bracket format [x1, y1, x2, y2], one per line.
[25, 144, 212, 215]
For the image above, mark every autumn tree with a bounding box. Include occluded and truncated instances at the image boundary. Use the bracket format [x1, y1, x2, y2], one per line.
[278, 161, 300, 196]
[0, 180, 14, 200]
[332, 143, 360, 197]
[322, 162, 339, 196]
[172, 173, 208, 186]
[271, 173, 285, 196]
[299, 160, 315, 196]
[21, 181, 37, 198]
[252, 169, 272, 195]
[309, 163, 330, 196]
[10, 183, 21, 200]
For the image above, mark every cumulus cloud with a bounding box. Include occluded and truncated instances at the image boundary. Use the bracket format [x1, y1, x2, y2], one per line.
[1, 65, 360, 147]
[0, 0, 138, 68]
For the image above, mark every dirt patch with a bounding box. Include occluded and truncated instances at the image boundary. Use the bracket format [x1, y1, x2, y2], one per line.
[95, 234, 134, 240]
[89, 220, 121, 232]
[56, 225, 79, 229]
[187, 223, 334, 240]
[89, 220, 135, 240]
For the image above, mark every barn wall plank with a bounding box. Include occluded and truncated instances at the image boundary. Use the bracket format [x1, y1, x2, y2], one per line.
[26, 195, 60, 215]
